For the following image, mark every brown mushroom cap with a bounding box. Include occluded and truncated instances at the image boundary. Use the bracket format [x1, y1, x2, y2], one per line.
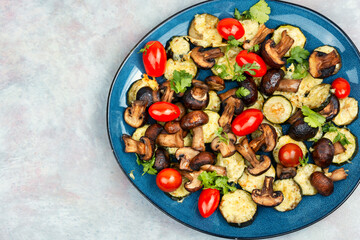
[276, 163, 297, 179]
[205, 75, 225, 91]
[249, 123, 278, 153]
[190, 152, 216, 171]
[156, 131, 184, 148]
[243, 24, 274, 50]
[261, 30, 295, 68]
[136, 87, 160, 107]
[309, 50, 341, 78]
[211, 132, 237, 158]
[183, 81, 209, 110]
[154, 148, 170, 172]
[288, 118, 318, 141]
[180, 111, 209, 130]
[124, 100, 148, 128]
[175, 147, 200, 171]
[260, 69, 285, 96]
[312, 138, 334, 168]
[174, 102, 186, 121]
[190, 46, 224, 69]
[145, 123, 164, 142]
[310, 171, 334, 196]
[251, 176, 284, 207]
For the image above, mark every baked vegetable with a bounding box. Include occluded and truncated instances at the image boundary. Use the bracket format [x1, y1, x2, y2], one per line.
[332, 97, 358, 126]
[273, 135, 308, 163]
[238, 164, 276, 193]
[216, 152, 246, 183]
[272, 25, 306, 57]
[273, 179, 302, 212]
[165, 36, 190, 61]
[294, 164, 322, 196]
[263, 95, 293, 124]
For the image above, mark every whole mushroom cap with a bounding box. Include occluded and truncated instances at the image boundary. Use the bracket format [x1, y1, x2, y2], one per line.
[180, 111, 209, 130]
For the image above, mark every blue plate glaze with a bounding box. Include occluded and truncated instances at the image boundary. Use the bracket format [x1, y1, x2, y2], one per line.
[107, 0, 360, 238]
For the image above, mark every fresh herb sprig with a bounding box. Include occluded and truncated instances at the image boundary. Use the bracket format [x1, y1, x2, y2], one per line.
[138, 42, 155, 55]
[213, 64, 230, 79]
[234, 0, 271, 24]
[321, 123, 351, 147]
[299, 156, 309, 167]
[215, 127, 229, 144]
[198, 171, 237, 195]
[247, 44, 260, 53]
[226, 35, 243, 52]
[301, 106, 326, 128]
[236, 87, 250, 98]
[170, 70, 193, 93]
[136, 154, 157, 175]
[233, 62, 260, 82]
[287, 47, 310, 79]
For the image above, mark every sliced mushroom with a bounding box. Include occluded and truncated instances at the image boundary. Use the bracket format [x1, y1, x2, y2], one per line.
[319, 95, 340, 122]
[218, 88, 237, 101]
[333, 141, 346, 155]
[178, 169, 204, 192]
[312, 138, 334, 168]
[180, 111, 209, 151]
[243, 24, 274, 50]
[144, 123, 163, 142]
[183, 81, 209, 110]
[153, 148, 170, 172]
[251, 176, 283, 207]
[324, 168, 348, 182]
[249, 123, 277, 153]
[310, 171, 334, 196]
[124, 100, 148, 128]
[164, 121, 187, 138]
[136, 87, 160, 107]
[287, 109, 304, 125]
[190, 47, 224, 69]
[309, 50, 341, 78]
[174, 102, 186, 121]
[276, 163, 297, 179]
[200, 164, 226, 176]
[236, 138, 271, 176]
[190, 152, 216, 171]
[205, 75, 225, 91]
[288, 118, 318, 141]
[260, 69, 299, 96]
[218, 96, 244, 132]
[211, 132, 237, 158]
[122, 135, 154, 161]
[156, 131, 184, 148]
[175, 147, 200, 171]
[237, 76, 258, 106]
[261, 30, 295, 68]
[160, 81, 175, 102]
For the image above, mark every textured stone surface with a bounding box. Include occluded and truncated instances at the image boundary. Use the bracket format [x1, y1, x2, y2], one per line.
[1, 0, 359, 239]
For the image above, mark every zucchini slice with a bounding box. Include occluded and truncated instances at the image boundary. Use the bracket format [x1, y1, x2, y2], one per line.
[238, 164, 276, 193]
[313, 45, 342, 76]
[167, 177, 191, 201]
[127, 77, 159, 105]
[238, 19, 260, 42]
[308, 127, 323, 142]
[165, 36, 190, 61]
[333, 97, 359, 126]
[273, 135, 308, 163]
[164, 58, 197, 80]
[244, 91, 265, 111]
[202, 110, 220, 143]
[297, 74, 323, 96]
[273, 179, 302, 212]
[251, 119, 283, 140]
[205, 91, 221, 112]
[323, 128, 357, 165]
[263, 95, 293, 124]
[188, 14, 224, 48]
[132, 124, 150, 141]
[302, 83, 331, 110]
[272, 25, 306, 57]
[216, 152, 246, 183]
[211, 46, 242, 80]
[220, 190, 257, 227]
[293, 164, 322, 196]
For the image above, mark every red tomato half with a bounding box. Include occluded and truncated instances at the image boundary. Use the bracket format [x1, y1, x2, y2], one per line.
[142, 41, 167, 77]
[148, 102, 180, 122]
[156, 168, 182, 192]
[332, 77, 351, 99]
[198, 188, 220, 218]
[279, 143, 303, 167]
[217, 18, 245, 40]
[231, 109, 263, 136]
[236, 50, 267, 77]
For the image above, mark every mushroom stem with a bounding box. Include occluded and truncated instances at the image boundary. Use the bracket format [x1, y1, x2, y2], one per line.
[218, 88, 237, 101]
[192, 126, 205, 151]
[260, 176, 275, 195]
[160, 81, 175, 102]
[218, 96, 243, 132]
[251, 176, 284, 207]
[243, 24, 274, 50]
[249, 136, 266, 153]
[334, 142, 346, 155]
[122, 135, 146, 155]
[176, 147, 200, 171]
[156, 131, 184, 148]
[274, 30, 295, 57]
[190, 47, 224, 69]
[249, 124, 277, 153]
[277, 79, 301, 93]
[276, 163, 297, 179]
[324, 168, 348, 182]
[200, 164, 226, 176]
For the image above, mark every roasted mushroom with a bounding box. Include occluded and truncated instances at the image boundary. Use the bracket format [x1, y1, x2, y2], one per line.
[156, 130, 184, 148]
[218, 88, 237, 101]
[309, 47, 341, 78]
[288, 118, 318, 141]
[183, 80, 209, 110]
[243, 24, 274, 50]
[124, 100, 147, 128]
[200, 164, 226, 176]
[164, 121, 187, 138]
[261, 30, 295, 68]
[218, 96, 244, 132]
[180, 111, 209, 151]
[136, 87, 160, 107]
[236, 138, 271, 176]
[205, 75, 225, 91]
[237, 76, 258, 106]
[160, 81, 175, 103]
[211, 132, 237, 158]
[122, 135, 154, 161]
[190, 47, 224, 69]
[190, 152, 216, 171]
[249, 123, 277, 153]
[251, 176, 284, 207]
[310, 171, 334, 196]
[153, 148, 170, 171]
[144, 123, 163, 142]
[324, 168, 348, 182]
[312, 138, 334, 168]
[260, 69, 301, 96]
[175, 147, 200, 171]
[276, 163, 297, 179]
[333, 141, 346, 155]
[319, 95, 340, 121]
[174, 102, 186, 121]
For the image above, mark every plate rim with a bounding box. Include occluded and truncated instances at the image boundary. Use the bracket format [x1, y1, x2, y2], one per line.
[106, 0, 360, 238]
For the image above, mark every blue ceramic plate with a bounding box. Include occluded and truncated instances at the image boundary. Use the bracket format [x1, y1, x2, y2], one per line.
[107, 0, 360, 238]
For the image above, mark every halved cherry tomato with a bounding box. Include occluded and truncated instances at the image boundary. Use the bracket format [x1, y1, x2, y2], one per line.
[156, 168, 182, 192]
[198, 188, 220, 218]
[217, 18, 245, 40]
[148, 102, 180, 122]
[141, 41, 167, 77]
[231, 109, 263, 136]
[332, 77, 351, 99]
[279, 143, 303, 167]
[236, 50, 267, 77]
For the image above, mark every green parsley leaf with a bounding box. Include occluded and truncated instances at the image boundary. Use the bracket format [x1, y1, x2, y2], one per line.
[213, 64, 230, 79]
[170, 70, 193, 94]
[226, 35, 243, 52]
[334, 132, 351, 146]
[233, 62, 260, 82]
[292, 62, 309, 79]
[322, 122, 338, 133]
[249, 0, 271, 24]
[234, 8, 242, 20]
[236, 87, 251, 98]
[247, 44, 260, 53]
[138, 42, 155, 55]
[301, 106, 326, 128]
[287, 47, 310, 65]
[136, 154, 157, 176]
[198, 171, 237, 195]
[215, 127, 229, 144]
[299, 156, 309, 167]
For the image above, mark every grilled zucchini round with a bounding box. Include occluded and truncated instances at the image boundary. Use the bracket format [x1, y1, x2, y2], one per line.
[333, 97, 358, 126]
[294, 164, 322, 196]
[205, 91, 221, 112]
[238, 164, 276, 193]
[273, 179, 302, 212]
[303, 83, 331, 110]
[127, 77, 159, 105]
[167, 177, 191, 201]
[216, 152, 246, 183]
[263, 95, 293, 124]
[202, 110, 220, 143]
[164, 58, 197, 80]
[244, 91, 265, 111]
[238, 19, 260, 42]
[132, 124, 150, 141]
[273, 135, 308, 163]
[272, 25, 306, 57]
[165, 36, 190, 61]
